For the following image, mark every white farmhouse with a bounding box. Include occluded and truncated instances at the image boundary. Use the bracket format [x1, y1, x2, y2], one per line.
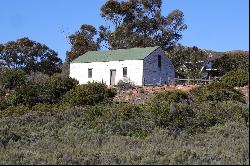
[70, 46, 175, 86]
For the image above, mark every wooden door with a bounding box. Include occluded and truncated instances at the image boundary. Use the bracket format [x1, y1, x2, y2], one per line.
[110, 70, 116, 85]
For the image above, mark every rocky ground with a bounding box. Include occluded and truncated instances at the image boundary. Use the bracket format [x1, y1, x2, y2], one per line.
[114, 85, 249, 104]
[113, 85, 200, 104]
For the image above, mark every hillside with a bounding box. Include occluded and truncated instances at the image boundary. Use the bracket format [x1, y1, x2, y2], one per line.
[0, 81, 249, 164]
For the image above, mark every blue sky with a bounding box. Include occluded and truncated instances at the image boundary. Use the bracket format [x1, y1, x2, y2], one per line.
[0, 0, 249, 61]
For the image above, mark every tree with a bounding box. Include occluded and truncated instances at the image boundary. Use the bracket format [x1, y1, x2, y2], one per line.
[0, 38, 62, 75]
[167, 45, 208, 78]
[66, 24, 100, 62]
[99, 0, 187, 50]
[212, 51, 249, 77]
[5, 75, 79, 107]
[0, 44, 8, 74]
[0, 69, 27, 91]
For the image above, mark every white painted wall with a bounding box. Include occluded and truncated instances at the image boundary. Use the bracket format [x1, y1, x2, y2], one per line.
[70, 60, 144, 86]
[143, 48, 175, 85]
[70, 48, 175, 86]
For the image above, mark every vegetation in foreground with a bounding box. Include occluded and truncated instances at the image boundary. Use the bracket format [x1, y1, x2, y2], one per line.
[0, 113, 248, 165]
[0, 72, 249, 164]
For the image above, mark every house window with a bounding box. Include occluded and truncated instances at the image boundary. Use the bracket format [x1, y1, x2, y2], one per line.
[158, 55, 161, 68]
[123, 67, 127, 77]
[88, 68, 92, 78]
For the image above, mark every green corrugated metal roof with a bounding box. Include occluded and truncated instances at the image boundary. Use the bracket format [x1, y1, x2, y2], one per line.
[72, 46, 160, 63]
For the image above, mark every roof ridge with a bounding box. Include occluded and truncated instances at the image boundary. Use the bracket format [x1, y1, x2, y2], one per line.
[72, 46, 161, 63]
[86, 46, 160, 54]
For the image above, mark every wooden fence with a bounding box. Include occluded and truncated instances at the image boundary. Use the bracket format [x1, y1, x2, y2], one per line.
[173, 77, 219, 85]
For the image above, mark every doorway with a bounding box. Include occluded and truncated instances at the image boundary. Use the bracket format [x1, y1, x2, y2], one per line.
[110, 70, 116, 85]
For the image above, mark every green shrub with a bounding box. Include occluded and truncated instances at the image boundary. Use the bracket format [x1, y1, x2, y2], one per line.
[0, 69, 27, 90]
[190, 82, 246, 103]
[0, 90, 24, 111]
[167, 103, 195, 132]
[151, 90, 189, 104]
[103, 103, 154, 137]
[0, 88, 7, 110]
[0, 100, 8, 111]
[149, 102, 194, 132]
[83, 104, 106, 122]
[112, 104, 143, 120]
[62, 82, 116, 106]
[10, 84, 45, 106]
[0, 88, 5, 97]
[147, 100, 248, 134]
[6, 76, 78, 107]
[43, 75, 79, 103]
[80, 103, 155, 138]
[0, 105, 30, 118]
[32, 103, 57, 112]
[31, 103, 71, 112]
[146, 93, 195, 133]
[147, 88, 248, 134]
[192, 101, 249, 133]
[215, 101, 249, 124]
[147, 91, 190, 130]
[212, 51, 249, 76]
[219, 69, 249, 87]
[117, 80, 135, 91]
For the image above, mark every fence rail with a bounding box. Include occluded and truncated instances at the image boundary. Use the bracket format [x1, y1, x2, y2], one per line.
[173, 77, 219, 85]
